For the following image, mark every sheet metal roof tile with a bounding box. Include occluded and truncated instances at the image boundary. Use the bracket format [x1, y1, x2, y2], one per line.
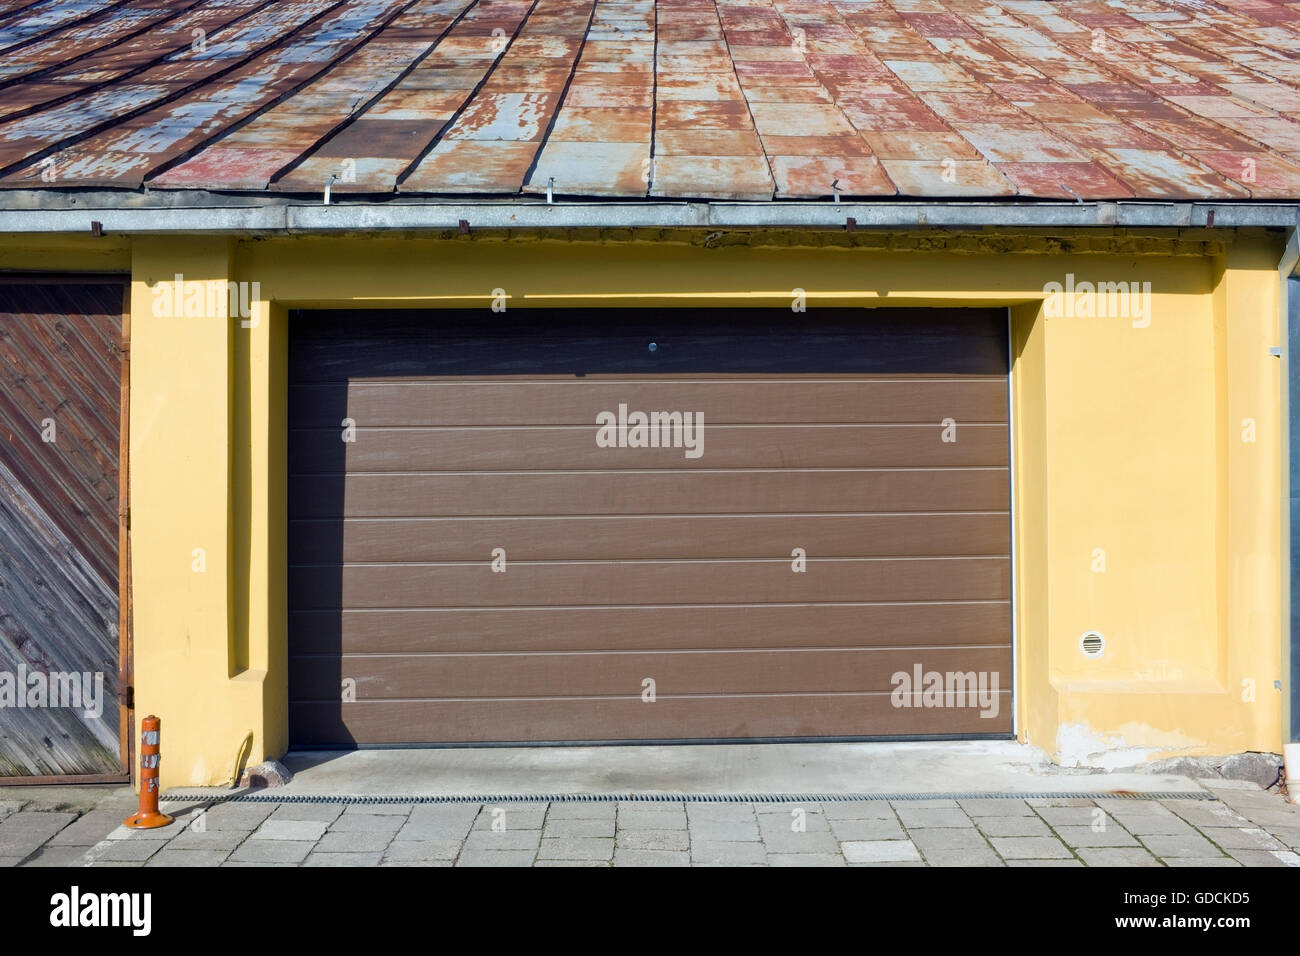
[0, 0, 1293, 199]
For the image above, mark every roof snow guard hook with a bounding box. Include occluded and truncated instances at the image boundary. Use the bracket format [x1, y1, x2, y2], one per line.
[324, 173, 337, 206]
[831, 179, 841, 203]
[546, 177, 555, 205]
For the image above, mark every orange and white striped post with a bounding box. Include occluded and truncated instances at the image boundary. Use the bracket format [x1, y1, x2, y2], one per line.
[123, 715, 174, 829]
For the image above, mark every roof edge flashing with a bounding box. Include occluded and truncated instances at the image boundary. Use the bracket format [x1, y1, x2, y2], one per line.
[0, 201, 1295, 235]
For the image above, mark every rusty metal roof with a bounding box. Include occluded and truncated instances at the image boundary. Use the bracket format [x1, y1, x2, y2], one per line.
[0, 0, 1297, 201]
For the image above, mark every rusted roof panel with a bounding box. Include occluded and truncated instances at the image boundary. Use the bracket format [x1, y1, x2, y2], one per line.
[0, 0, 1295, 200]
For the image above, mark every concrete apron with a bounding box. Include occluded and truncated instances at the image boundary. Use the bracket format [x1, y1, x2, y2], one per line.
[218, 741, 1208, 799]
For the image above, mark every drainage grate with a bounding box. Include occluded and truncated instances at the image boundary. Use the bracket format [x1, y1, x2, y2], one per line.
[161, 789, 1217, 806]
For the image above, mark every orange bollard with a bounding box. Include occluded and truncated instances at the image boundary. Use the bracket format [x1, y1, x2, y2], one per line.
[123, 715, 174, 829]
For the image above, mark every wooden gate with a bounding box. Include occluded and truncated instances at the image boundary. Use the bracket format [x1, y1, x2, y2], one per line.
[0, 278, 130, 781]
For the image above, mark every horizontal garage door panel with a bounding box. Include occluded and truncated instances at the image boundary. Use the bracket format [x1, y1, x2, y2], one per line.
[291, 558, 1009, 608]
[291, 695, 1012, 746]
[288, 309, 1013, 744]
[289, 513, 1010, 562]
[289, 379, 1010, 427]
[291, 647, 1013, 699]
[291, 602, 1011, 655]
[291, 470, 1009, 517]
[290, 424, 1009, 471]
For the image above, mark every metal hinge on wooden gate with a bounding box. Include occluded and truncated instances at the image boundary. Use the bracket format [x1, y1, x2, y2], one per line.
[118, 685, 134, 709]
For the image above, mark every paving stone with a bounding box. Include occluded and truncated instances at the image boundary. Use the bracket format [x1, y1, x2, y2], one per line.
[537, 837, 614, 861]
[1199, 827, 1285, 850]
[220, 861, 297, 867]
[1141, 832, 1227, 859]
[1053, 826, 1139, 848]
[909, 828, 990, 853]
[1077, 847, 1161, 867]
[384, 840, 461, 862]
[46, 811, 127, 847]
[1162, 801, 1251, 828]
[534, 859, 610, 867]
[1006, 859, 1084, 867]
[473, 807, 546, 831]
[688, 818, 760, 842]
[1034, 807, 1114, 827]
[21, 845, 95, 867]
[976, 816, 1051, 837]
[381, 859, 454, 867]
[758, 808, 830, 833]
[86, 860, 146, 867]
[768, 853, 846, 866]
[821, 802, 897, 821]
[145, 849, 231, 867]
[0, 801, 27, 819]
[761, 828, 841, 853]
[1264, 826, 1300, 848]
[455, 849, 537, 867]
[957, 799, 1034, 816]
[545, 803, 615, 822]
[898, 799, 960, 808]
[754, 803, 823, 816]
[87, 839, 167, 862]
[828, 818, 906, 841]
[1225, 848, 1300, 867]
[0, 857, 23, 867]
[1237, 808, 1300, 829]
[408, 804, 481, 827]
[193, 802, 276, 830]
[305, 852, 384, 867]
[841, 840, 922, 863]
[894, 807, 974, 829]
[341, 803, 412, 815]
[1102, 814, 1195, 836]
[316, 830, 394, 853]
[617, 807, 687, 829]
[164, 827, 250, 851]
[463, 828, 541, 851]
[0, 812, 77, 856]
[542, 817, 614, 839]
[328, 813, 404, 834]
[924, 848, 1005, 866]
[989, 837, 1073, 859]
[1162, 857, 1242, 867]
[612, 848, 690, 867]
[252, 819, 328, 842]
[1026, 797, 1097, 806]
[228, 839, 314, 864]
[687, 803, 758, 823]
[267, 803, 343, 823]
[691, 840, 766, 865]
[617, 829, 689, 851]
[848, 860, 926, 867]
[397, 806, 478, 842]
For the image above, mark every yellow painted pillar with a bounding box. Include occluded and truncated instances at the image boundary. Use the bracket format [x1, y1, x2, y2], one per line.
[130, 238, 268, 787]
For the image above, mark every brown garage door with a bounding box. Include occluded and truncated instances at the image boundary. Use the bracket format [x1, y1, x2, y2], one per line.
[288, 309, 1012, 746]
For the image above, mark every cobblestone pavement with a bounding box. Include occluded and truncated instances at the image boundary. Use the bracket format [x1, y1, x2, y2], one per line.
[2, 778, 1299, 867]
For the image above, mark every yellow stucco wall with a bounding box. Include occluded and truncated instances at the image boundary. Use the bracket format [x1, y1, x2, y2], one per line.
[0, 228, 1287, 786]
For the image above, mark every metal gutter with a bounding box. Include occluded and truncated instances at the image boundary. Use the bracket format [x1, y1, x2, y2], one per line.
[0, 200, 1296, 234]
